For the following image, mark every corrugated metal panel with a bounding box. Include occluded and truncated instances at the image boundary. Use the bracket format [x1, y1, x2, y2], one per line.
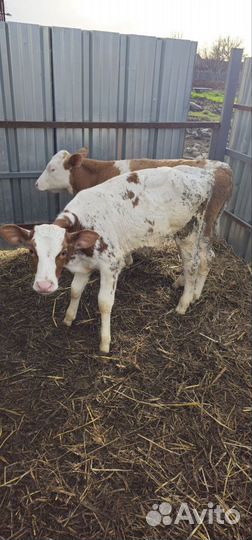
[91, 30, 121, 160]
[0, 22, 57, 223]
[0, 21, 197, 227]
[221, 58, 252, 261]
[155, 39, 197, 159]
[51, 26, 89, 209]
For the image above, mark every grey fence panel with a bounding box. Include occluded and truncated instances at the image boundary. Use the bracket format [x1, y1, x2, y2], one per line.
[91, 31, 121, 160]
[0, 22, 197, 228]
[52, 26, 87, 209]
[221, 58, 252, 260]
[155, 39, 197, 158]
[123, 34, 158, 159]
[0, 22, 22, 222]
[0, 22, 57, 223]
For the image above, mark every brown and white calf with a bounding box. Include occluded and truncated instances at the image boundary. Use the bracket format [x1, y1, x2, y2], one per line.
[1, 164, 232, 353]
[35, 147, 230, 196]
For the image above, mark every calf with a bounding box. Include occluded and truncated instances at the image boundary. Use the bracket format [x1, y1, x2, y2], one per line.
[1, 164, 232, 353]
[35, 148, 229, 196]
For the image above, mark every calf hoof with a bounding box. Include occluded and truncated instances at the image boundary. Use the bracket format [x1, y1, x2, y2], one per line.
[125, 254, 133, 267]
[191, 293, 200, 304]
[63, 316, 73, 327]
[173, 275, 184, 289]
[99, 341, 110, 354]
[175, 303, 187, 315]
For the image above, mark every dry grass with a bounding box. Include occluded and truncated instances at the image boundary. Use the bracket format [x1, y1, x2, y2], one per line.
[0, 241, 251, 540]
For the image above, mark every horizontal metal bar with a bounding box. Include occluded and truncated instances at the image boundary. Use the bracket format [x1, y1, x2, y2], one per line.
[224, 209, 252, 230]
[225, 147, 252, 164]
[233, 103, 252, 112]
[0, 171, 41, 179]
[0, 120, 220, 129]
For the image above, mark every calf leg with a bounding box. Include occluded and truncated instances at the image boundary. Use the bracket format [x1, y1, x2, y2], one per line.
[175, 232, 200, 315]
[193, 238, 214, 302]
[173, 273, 185, 289]
[173, 238, 184, 289]
[63, 271, 91, 327]
[98, 268, 120, 353]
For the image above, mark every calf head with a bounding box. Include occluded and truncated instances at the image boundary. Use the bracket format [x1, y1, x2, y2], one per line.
[0, 224, 99, 294]
[35, 147, 89, 193]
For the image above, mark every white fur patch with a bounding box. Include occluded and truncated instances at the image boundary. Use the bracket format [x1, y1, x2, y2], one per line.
[114, 160, 131, 175]
[205, 160, 231, 171]
[36, 150, 71, 192]
[33, 224, 65, 289]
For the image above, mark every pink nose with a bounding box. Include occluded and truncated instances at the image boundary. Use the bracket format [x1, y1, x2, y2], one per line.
[36, 280, 54, 293]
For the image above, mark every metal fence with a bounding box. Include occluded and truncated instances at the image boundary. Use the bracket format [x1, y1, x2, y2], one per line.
[0, 22, 251, 261]
[0, 22, 197, 223]
[221, 58, 252, 261]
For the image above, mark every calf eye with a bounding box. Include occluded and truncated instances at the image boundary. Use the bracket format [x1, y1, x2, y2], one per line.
[29, 248, 34, 255]
[61, 249, 68, 257]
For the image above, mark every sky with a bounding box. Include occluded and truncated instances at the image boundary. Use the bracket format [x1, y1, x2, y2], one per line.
[4, 0, 252, 54]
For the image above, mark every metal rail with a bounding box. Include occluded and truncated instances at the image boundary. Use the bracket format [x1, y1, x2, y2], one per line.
[233, 103, 252, 112]
[225, 147, 252, 164]
[0, 120, 220, 129]
[224, 210, 251, 231]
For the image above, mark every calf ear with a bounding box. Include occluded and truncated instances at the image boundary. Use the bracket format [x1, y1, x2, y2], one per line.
[64, 153, 83, 169]
[77, 146, 89, 157]
[0, 224, 32, 245]
[68, 229, 100, 249]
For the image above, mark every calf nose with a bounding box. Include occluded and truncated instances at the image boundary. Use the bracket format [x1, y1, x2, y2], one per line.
[35, 180, 38, 187]
[36, 280, 54, 293]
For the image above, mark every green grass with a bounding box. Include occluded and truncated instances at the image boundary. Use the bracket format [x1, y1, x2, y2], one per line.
[189, 109, 220, 122]
[191, 90, 224, 103]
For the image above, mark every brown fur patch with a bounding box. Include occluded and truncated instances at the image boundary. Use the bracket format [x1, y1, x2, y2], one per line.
[145, 218, 155, 226]
[97, 238, 108, 253]
[54, 215, 73, 230]
[29, 239, 38, 268]
[123, 189, 135, 200]
[129, 158, 207, 172]
[67, 159, 118, 194]
[55, 254, 67, 278]
[54, 211, 81, 232]
[132, 196, 139, 208]
[127, 172, 140, 184]
[54, 235, 75, 277]
[204, 168, 233, 238]
[144, 218, 155, 227]
[62, 156, 211, 195]
[77, 246, 95, 258]
[177, 216, 198, 240]
[197, 199, 208, 216]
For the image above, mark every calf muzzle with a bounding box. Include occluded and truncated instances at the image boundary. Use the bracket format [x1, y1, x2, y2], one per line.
[34, 280, 56, 294]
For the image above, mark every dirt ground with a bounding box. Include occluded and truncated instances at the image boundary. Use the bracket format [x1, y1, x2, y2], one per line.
[0, 241, 251, 540]
[183, 93, 223, 159]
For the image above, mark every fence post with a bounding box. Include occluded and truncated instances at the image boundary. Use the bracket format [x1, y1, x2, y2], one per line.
[209, 48, 243, 160]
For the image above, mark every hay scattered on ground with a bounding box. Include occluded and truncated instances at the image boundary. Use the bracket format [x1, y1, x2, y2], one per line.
[0, 241, 251, 540]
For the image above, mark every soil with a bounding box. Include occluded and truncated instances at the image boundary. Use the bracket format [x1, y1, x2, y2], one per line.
[183, 97, 223, 159]
[0, 241, 250, 540]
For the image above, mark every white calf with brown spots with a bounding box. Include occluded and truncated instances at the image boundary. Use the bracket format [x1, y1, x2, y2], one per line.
[1, 164, 232, 353]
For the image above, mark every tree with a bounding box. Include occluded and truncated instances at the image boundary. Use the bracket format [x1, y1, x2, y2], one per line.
[169, 32, 184, 39]
[201, 36, 244, 62]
